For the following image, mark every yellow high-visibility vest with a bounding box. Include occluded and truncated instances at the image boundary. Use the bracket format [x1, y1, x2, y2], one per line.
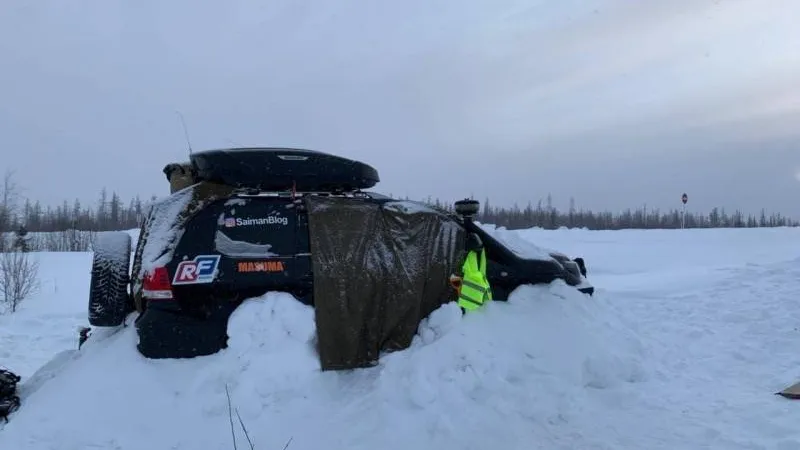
[457, 248, 492, 311]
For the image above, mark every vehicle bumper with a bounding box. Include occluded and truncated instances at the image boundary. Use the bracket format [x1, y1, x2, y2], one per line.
[134, 299, 235, 359]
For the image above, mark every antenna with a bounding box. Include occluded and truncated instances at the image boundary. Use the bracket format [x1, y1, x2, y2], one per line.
[176, 110, 193, 155]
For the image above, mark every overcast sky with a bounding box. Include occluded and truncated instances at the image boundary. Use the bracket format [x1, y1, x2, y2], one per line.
[1, 0, 799, 218]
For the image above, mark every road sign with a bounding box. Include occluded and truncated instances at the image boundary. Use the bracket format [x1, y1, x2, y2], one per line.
[681, 193, 688, 204]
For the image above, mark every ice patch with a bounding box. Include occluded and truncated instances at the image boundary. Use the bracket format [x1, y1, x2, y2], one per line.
[213, 230, 279, 258]
[224, 197, 248, 206]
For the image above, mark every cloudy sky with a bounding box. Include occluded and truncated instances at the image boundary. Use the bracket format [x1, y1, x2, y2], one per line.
[1, 0, 799, 218]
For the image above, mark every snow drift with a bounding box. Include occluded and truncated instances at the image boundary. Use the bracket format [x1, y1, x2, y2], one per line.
[0, 227, 646, 450]
[0, 283, 644, 450]
[4, 226, 800, 448]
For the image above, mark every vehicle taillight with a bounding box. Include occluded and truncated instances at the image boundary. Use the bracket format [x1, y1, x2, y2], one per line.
[142, 266, 173, 300]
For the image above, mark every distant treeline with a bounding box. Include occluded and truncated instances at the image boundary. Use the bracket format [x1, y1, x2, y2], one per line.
[1, 187, 797, 234]
[1, 188, 153, 233]
[419, 194, 799, 230]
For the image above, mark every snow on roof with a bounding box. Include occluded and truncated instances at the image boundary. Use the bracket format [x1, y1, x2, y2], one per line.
[478, 223, 555, 260]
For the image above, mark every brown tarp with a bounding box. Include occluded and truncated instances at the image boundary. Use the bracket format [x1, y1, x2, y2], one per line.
[305, 196, 467, 371]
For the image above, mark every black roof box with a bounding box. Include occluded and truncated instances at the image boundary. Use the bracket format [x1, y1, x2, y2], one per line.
[189, 147, 380, 192]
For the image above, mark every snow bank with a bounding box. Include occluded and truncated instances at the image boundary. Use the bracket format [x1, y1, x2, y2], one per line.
[515, 226, 800, 294]
[0, 282, 644, 449]
[0, 252, 92, 379]
[5, 226, 800, 448]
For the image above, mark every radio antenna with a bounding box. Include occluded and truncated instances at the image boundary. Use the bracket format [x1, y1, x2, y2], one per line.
[176, 110, 193, 155]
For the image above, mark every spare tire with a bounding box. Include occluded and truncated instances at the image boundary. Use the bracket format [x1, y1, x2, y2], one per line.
[88, 231, 132, 327]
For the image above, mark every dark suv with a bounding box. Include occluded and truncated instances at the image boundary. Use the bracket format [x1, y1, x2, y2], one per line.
[87, 148, 592, 370]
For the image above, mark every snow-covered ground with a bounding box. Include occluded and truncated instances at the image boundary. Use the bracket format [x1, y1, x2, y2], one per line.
[0, 252, 93, 379]
[1, 226, 800, 449]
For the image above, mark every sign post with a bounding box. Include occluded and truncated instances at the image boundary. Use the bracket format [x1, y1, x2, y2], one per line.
[681, 193, 688, 229]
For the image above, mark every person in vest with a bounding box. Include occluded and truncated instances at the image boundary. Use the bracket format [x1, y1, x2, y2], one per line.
[451, 232, 493, 312]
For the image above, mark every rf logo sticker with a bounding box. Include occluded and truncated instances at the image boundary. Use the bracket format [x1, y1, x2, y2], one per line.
[172, 255, 221, 285]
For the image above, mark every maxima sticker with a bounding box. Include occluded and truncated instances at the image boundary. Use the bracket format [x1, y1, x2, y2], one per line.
[237, 260, 286, 273]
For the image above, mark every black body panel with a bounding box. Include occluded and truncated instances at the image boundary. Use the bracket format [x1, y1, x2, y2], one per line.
[167, 196, 314, 306]
[190, 148, 380, 192]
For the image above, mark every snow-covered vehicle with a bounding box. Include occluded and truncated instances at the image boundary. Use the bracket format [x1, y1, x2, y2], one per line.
[87, 147, 593, 370]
